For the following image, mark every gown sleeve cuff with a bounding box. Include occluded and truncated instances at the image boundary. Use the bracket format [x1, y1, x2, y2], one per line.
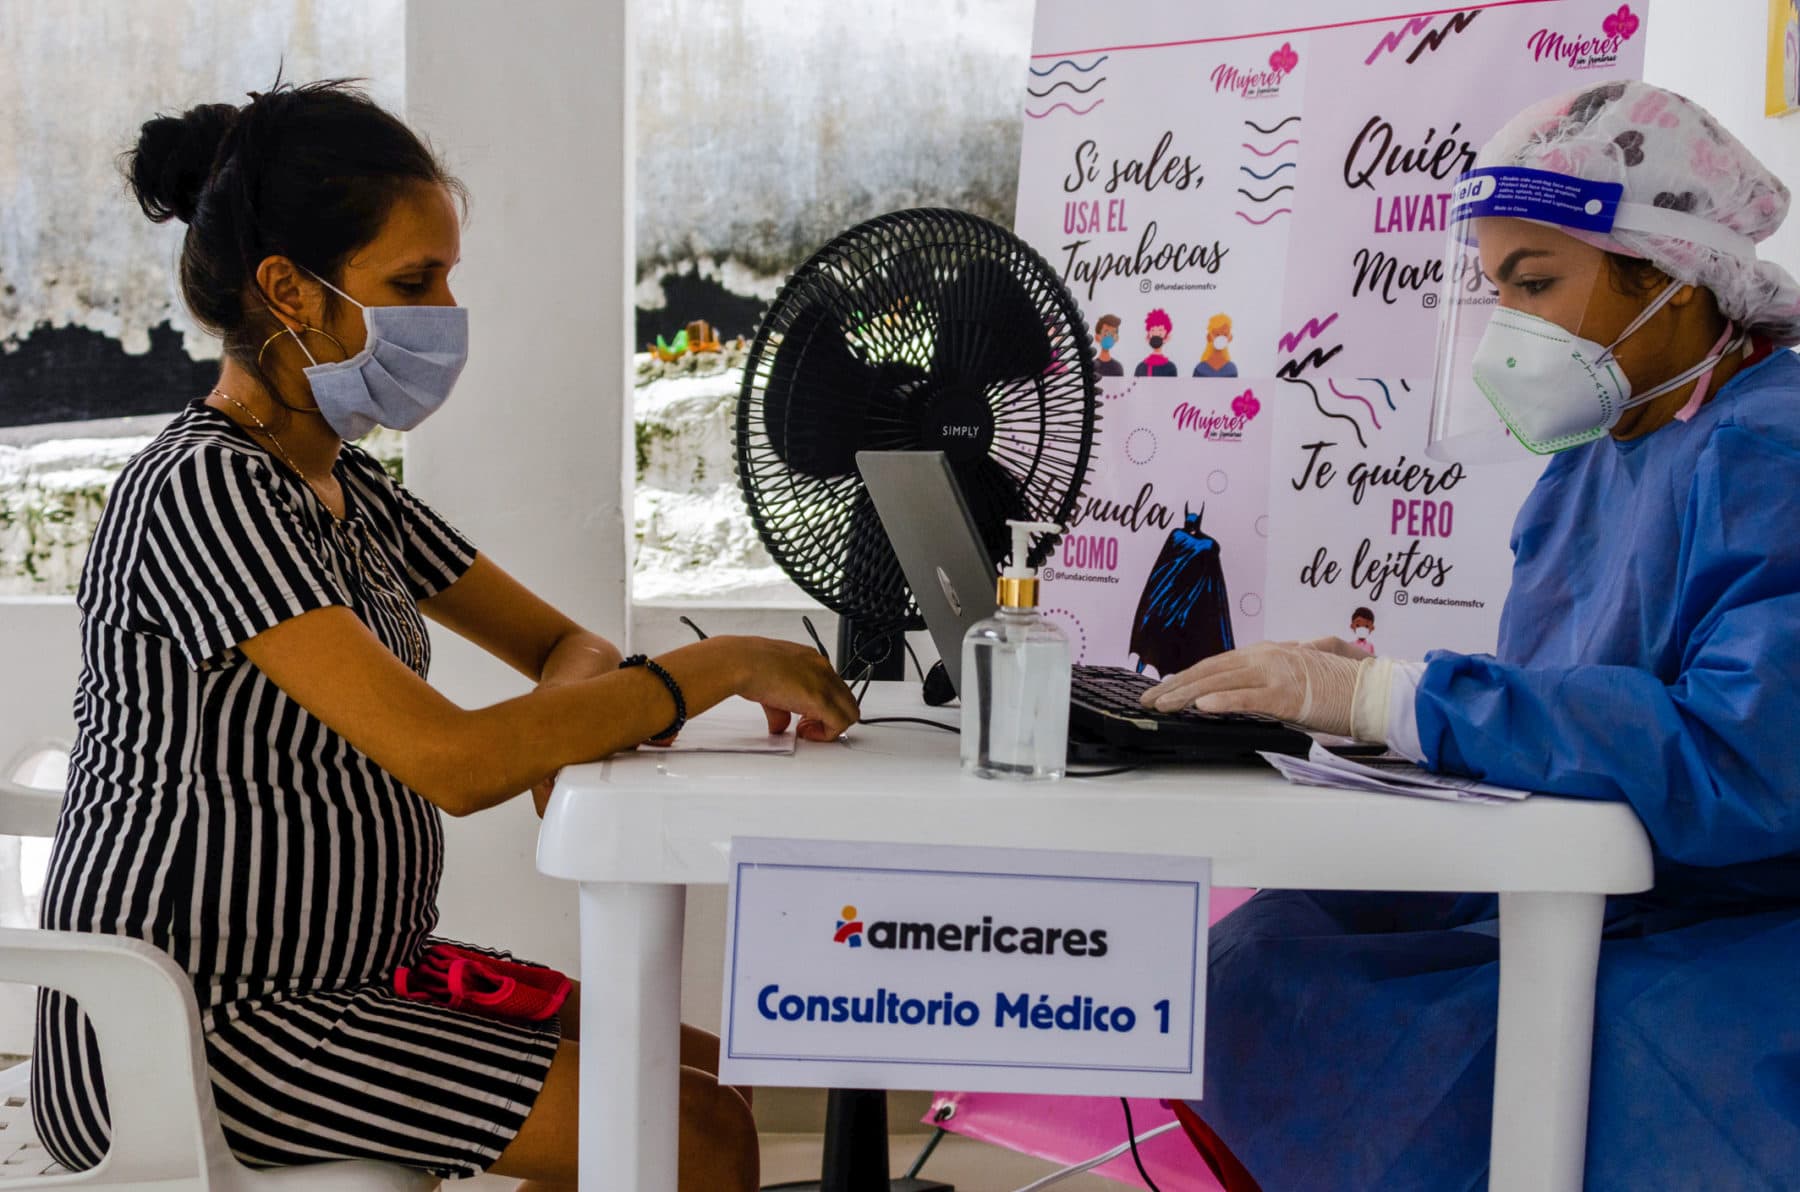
[1385, 659, 1428, 762]
[1349, 656, 1428, 761]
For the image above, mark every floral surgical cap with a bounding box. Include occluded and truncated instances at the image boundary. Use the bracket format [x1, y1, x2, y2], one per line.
[1477, 80, 1800, 345]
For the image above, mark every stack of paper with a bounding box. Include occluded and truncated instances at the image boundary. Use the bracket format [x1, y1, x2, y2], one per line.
[1260, 743, 1531, 805]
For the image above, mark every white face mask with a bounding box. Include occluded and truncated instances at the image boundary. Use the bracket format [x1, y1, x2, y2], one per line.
[1212, 336, 1231, 352]
[1353, 626, 1371, 641]
[1472, 284, 1739, 454]
[284, 269, 470, 441]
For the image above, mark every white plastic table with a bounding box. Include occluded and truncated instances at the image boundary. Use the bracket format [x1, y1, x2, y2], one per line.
[537, 684, 1654, 1192]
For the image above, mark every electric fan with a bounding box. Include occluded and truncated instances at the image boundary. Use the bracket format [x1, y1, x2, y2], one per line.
[734, 208, 1100, 1192]
[737, 207, 1099, 679]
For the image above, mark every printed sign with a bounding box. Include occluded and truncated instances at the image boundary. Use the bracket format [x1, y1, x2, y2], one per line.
[1016, 0, 1646, 663]
[719, 838, 1211, 1098]
[1770, 0, 1800, 117]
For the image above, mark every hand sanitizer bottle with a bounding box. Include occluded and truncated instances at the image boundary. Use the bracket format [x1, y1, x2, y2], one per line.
[961, 520, 1071, 780]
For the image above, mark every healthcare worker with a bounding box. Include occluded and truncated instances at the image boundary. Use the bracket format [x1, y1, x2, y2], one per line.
[1144, 81, 1800, 1190]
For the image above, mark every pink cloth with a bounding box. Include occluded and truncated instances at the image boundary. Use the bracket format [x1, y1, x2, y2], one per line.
[925, 887, 1258, 1189]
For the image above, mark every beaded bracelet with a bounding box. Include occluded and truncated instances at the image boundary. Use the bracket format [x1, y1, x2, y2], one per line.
[619, 654, 687, 741]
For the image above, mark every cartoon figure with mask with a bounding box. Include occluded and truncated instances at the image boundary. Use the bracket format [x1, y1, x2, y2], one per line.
[1146, 82, 1800, 1191]
[1193, 313, 1240, 377]
[1094, 313, 1124, 376]
[1348, 606, 1375, 655]
[1133, 309, 1179, 377]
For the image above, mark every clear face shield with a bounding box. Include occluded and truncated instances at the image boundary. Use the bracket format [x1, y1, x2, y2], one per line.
[1428, 167, 1758, 460]
[1427, 168, 1629, 461]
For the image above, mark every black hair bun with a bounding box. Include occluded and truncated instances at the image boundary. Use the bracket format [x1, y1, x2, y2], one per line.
[127, 102, 240, 225]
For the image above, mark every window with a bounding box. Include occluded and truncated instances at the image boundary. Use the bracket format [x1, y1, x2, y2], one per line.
[629, 0, 1032, 606]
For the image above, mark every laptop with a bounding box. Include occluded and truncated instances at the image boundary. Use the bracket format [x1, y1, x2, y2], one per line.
[857, 450, 1313, 763]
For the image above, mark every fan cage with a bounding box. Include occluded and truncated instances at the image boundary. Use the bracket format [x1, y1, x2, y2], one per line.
[736, 208, 1100, 634]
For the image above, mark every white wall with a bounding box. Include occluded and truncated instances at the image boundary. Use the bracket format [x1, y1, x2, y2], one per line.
[404, 0, 635, 974]
[0, 0, 404, 357]
[1646, 0, 1800, 273]
[634, 0, 1034, 281]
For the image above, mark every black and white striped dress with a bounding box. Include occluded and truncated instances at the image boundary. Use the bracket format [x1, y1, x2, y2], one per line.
[32, 400, 560, 1178]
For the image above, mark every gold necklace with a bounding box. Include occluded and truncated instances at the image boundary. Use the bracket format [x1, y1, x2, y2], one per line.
[208, 391, 424, 667]
[210, 388, 337, 509]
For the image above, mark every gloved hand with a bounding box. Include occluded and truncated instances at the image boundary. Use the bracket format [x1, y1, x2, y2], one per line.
[1140, 641, 1369, 736]
[1299, 635, 1373, 661]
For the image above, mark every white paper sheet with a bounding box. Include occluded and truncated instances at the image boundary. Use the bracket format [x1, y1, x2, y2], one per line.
[1258, 743, 1531, 805]
[648, 698, 798, 755]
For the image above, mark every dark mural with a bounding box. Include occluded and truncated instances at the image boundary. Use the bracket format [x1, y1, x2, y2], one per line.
[2, 322, 214, 428]
[635, 270, 770, 350]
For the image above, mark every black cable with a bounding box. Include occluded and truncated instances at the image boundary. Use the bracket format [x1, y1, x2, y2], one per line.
[1069, 765, 1141, 778]
[801, 614, 831, 659]
[903, 1106, 955, 1179]
[902, 636, 927, 683]
[860, 716, 959, 732]
[845, 636, 893, 682]
[1121, 1098, 1164, 1192]
[678, 615, 709, 641]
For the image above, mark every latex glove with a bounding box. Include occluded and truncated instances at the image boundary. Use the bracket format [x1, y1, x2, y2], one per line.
[1141, 641, 1368, 736]
[1299, 635, 1373, 661]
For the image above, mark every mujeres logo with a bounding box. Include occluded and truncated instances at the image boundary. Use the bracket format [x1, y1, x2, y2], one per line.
[1212, 41, 1298, 99]
[1527, 3, 1637, 70]
[1172, 389, 1261, 441]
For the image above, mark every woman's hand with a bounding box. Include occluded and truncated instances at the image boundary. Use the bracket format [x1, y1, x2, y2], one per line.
[530, 633, 623, 816]
[1141, 641, 1366, 735]
[728, 637, 862, 742]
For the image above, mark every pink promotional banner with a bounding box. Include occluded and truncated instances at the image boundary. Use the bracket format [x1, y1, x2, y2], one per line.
[925, 889, 1257, 1189]
[1014, 0, 1648, 667]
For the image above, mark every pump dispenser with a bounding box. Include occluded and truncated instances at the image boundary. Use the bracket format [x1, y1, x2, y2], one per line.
[961, 520, 1071, 779]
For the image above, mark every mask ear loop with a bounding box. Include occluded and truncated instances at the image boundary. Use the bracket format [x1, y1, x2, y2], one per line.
[257, 265, 362, 371]
[1672, 321, 1743, 422]
[1597, 279, 1682, 363]
[1615, 321, 1747, 416]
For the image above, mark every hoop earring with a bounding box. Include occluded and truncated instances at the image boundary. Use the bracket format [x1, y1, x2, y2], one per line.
[253, 322, 346, 418]
[256, 322, 350, 373]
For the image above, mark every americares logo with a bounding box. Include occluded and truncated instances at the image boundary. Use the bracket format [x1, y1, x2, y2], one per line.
[833, 907, 1109, 958]
[1527, 3, 1637, 70]
[834, 905, 864, 947]
[1212, 41, 1298, 99]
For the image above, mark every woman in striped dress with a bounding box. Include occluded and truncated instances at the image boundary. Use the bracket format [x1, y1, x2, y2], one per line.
[32, 81, 858, 1191]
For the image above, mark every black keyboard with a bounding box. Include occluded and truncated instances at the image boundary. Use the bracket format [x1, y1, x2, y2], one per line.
[1071, 665, 1278, 725]
[1068, 664, 1312, 762]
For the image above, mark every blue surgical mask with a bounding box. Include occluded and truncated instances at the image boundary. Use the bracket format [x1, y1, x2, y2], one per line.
[1099, 334, 1117, 350]
[284, 270, 469, 440]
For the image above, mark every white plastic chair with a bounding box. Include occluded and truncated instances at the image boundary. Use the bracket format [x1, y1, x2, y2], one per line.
[0, 740, 437, 1191]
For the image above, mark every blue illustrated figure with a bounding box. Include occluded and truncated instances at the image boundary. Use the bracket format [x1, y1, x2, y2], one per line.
[1128, 505, 1235, 678]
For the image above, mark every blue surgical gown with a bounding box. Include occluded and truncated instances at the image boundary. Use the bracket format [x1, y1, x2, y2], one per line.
[1198, 350, 1800, 1190]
